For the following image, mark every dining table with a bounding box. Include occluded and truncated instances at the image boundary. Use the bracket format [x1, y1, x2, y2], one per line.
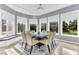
[32, 32, 48, 40]
[31, 32, 48, 48]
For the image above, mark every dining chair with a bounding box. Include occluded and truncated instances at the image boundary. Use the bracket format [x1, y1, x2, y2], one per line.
[21, 31, 27, 50]
[39, 32, 55, 53]
[26, 31, 39, 54]
[50, 32, 56, 50]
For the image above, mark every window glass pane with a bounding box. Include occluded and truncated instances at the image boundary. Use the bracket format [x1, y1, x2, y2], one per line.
[17, 16, 27, 33]
[29, 19, 37, 33]
[2, 19, 6, 34]
[48, 15, 58, 33]
[61, 11, 78, 35]
[30, 24, 36, 32]
[40, 18, 47, 32]
[41, 23, 46, 32]
[0, 9, 15, 38]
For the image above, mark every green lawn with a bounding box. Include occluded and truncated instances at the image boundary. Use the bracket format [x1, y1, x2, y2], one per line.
[63, 32, 77, 35]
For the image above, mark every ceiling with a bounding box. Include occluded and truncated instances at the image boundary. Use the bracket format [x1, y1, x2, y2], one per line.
[6, 4, 72, 16]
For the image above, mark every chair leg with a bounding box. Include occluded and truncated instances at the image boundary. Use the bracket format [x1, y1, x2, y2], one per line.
[54, 40, 56, 46]
[47, 45, 50, 53]
[51, 42, 54, 50]
[22, 42, 26, 49]
[53, 40, 56, 48]
[24, 43, 27, 50]
[22, 42, 24, 47]
[30, 46, 33, 54]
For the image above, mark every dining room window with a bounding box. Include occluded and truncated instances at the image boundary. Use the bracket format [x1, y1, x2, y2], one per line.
[48, 15, 59, 33]
[61, 10, 78, 35]
[17, 16, 27, 33]
[18, 23, 26, 33]
[40, 18, 47, 32]
[2, 19, 7, 35]
[29, 19, 37, 33]
[41, 23, 46, 32]
[30, 24, 36, 32]
[0, 9, 15, 38]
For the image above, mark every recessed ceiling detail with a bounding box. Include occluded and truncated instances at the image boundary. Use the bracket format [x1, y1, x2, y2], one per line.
[6, 4, 72, 16]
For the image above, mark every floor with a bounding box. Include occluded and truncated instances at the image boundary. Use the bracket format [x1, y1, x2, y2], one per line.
[55, 41, 79, 55]
[0, 37, 79, 55]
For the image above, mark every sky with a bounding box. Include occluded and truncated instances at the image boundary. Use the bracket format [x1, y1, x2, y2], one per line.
[64, 19, 74, 25]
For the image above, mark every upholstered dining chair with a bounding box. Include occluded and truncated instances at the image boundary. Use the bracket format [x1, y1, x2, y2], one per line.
[39, 32, 55, 53]
[21, 31, 27, 50]
[50, 32, 56, 50]
[26, 31, 39, 54]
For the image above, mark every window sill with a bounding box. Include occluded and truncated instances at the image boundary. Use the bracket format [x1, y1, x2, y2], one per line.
[61, 34, 78, 38]
[56, 33, 59, 35]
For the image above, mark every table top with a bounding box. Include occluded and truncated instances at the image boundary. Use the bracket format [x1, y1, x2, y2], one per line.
[32, 32, 48, 40]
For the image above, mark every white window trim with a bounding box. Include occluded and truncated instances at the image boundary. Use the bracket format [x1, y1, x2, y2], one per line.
[61, 10, 79, 37]
[61, 34, 78, 37]
[40, 18, 47, 32]
[48, 15, 59, 35]
[29, 19, 38, 32]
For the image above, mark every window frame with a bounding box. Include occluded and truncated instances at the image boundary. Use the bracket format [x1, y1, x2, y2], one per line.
[29, 19, 38, 33]
[48, 15, 59, 35]
[61, 10, 79, 37]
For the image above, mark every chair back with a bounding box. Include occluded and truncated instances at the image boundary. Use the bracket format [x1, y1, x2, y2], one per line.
[51, 32, 56, 41]
[47, 32, 55, 44]
[26, 31, 33, 46]
[21, 31, 27, 43]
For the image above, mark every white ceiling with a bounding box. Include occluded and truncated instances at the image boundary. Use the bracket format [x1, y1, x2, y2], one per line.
[6, 4, 72, 16]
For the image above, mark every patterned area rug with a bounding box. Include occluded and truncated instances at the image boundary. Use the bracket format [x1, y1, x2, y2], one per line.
[0, 40, 79, 55]
[0, 41, 54, 55]
[0, 44, 53, 55]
